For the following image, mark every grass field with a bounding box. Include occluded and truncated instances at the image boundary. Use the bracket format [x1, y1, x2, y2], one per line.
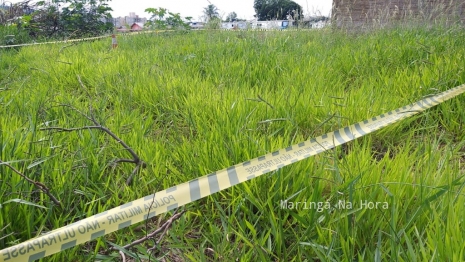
[1, 25, 465, 261]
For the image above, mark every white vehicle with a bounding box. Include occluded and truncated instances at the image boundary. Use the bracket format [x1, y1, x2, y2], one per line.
[189, 22, 205, 29]
[221, 21, 249, 30]
[250, 20, 294, 30]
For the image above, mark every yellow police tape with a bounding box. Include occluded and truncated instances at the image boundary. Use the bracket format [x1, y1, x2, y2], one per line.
[0, 34, 109, 48]
[0, 28, 302, 48]
[1, 83, 465, 261]
[0, 30, 163, 49]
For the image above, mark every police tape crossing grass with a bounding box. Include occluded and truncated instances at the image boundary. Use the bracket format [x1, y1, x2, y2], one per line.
[1, 84, 465, 261]
[0, 29, 303, 49]
[0, 30, 163, 49]
[0, 34, 110, 48]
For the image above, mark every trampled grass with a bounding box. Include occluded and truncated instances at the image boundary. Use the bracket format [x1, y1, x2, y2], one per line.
[1, 26, 465, 261]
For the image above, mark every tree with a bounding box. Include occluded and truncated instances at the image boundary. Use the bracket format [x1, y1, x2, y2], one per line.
[145, 7, 191, 30]
[144, 7, 168, 29]
[0, 1, 30, 25]
[59, 0, 113, 37]
[14, 0, 113, 38]
[204, 17, 221, 29]
[225, 12, 237, 22]
[165, 12, 191, 29]
[253, 0, 303, 21]
[203, 4, 219, 21]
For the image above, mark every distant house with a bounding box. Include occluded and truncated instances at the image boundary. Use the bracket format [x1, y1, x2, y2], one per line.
[116, 26, 129, 32]
[130, 22, 144, 31]
[332, 0, 465, 27]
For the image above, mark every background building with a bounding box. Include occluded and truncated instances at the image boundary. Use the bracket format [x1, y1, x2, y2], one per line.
[112, 12, 147, 28]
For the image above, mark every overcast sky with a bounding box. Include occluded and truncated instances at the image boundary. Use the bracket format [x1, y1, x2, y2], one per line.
[6, 0, 333, 21]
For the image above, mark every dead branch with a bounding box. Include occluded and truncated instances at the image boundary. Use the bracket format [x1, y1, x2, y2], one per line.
[40, 123, 146, 185]
[4, 66, 16, 79]
[40, 75, 146, 185]
[257, 95, 274, 109]
[119, 250, 126, 262]
[246, 95, 275, 109]
[53, 103, 94, 122]
[147, 210, 186, 253]
[30, 67, 50, 75]
[126, 165, 143, 185]
[59, 43, 75, 53]
[56, 60, 72, 65]
[40, 126, 101, 132]
[0, 159, 61, 206]
[108, 209, 186, 253]
[112, 158, 138, 164]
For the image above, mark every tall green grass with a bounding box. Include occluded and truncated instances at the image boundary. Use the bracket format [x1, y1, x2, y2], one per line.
[0, 25, 34, 46]
[1, 26, 465, 261]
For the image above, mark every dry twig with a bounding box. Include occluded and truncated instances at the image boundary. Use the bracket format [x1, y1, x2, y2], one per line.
[59, 43, 75, 53]
[108, 210, 186, 253]
[0, 159, 61, 206]
[40, 76, 146, 185]
[119, 250, 126, 262]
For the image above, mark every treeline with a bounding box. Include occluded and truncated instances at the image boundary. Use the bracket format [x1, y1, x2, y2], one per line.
[253, 0, 303, 20]
[1, 0, 113, 45]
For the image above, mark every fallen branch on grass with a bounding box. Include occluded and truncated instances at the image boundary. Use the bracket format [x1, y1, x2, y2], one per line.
[59, 43, 76, 53]
[119, 250, 127, 262]
[41, 123, 146, 185]
[109, 209, 186, 254]
[56, 60, 72, 65]
[0, 159, 61, 206]
[40, 76, 146, 185]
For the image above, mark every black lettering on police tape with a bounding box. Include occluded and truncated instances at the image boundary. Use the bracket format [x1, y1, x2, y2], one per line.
[310, 140, 332, 151]
[107, 206, 144, 225]
[150, 195, 176, 208]
[141, 195, 177, 219]
[293, 146, 313, 157]
[245, 154, 293, 174]
[1, 228, 71, 261]
[2, 247, 12, 260]
[77, 220, 101, 234]
[366, 116, 396, 130]
[59, 228, 76, 242]
[279, 154, 293, 162]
